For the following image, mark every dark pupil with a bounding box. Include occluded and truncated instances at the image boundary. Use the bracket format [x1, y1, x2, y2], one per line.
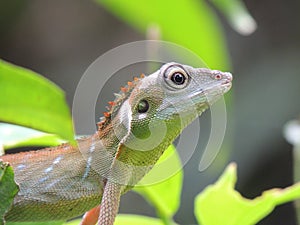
[137, 99, 149, 113]
[171, 72, 185, 85]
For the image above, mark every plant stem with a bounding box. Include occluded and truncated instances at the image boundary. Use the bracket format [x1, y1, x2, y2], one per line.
[157, 210, 175, 225]
[284, 119, 300, 225]
[294, 144, 300, 224]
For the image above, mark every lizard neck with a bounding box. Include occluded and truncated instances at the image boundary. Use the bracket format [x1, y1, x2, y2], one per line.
[94, 112, 185, 187]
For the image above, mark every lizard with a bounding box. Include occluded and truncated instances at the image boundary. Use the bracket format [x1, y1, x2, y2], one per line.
[0, 62, 232, 225]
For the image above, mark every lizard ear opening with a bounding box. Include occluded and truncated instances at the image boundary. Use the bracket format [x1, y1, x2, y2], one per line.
[137, 99, 149, 113]
[164, 65, 190, 90]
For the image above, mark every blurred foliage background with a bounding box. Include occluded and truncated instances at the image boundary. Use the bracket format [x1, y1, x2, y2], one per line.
[0, 0, 300, 224]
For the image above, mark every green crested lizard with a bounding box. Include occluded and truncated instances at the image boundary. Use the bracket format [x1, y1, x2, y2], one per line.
[0, 62, 232, 225]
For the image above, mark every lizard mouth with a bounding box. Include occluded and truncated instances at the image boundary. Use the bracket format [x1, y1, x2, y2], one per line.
[221, 72, 233, 87]
[189, 80, 231, 100]
[220, 80, 232, 91]
[186, 81, 232, 111]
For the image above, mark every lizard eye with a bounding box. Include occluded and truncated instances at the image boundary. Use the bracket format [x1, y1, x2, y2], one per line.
[137, 99, 149, 113]
[164, 66, 189, 89]
[171, 72, 186, 85]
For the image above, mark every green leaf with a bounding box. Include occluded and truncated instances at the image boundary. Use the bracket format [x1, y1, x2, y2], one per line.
[0, 59, 75, 145]
[0, 123, 65, 150]
[97, 0, 230, 70]
[133, 145, 183, 220]
[210, 0, 257, 35]
[63, 219, 81, 225]
[0, 161, 19, 225]
[6, 222, 64, 225]
[195, 163, 300, 225]
[114, 214, 174, 225]
[65, 214, 175, 225]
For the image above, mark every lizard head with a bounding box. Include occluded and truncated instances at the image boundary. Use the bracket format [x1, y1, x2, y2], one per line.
[98, 62, 232, 153]
[95, 62, 232, 185]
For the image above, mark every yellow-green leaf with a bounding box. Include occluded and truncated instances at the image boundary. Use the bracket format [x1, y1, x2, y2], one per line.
[97, 0, 230, 70]
[0, 60, 75, 145]
[0, 123, 65, 150]
[65, 214, 174, 225]
[210, 0, 257, 35]
[115, 214, 172, 225]
[195, 163, 300, 225]
[133, 145, 183, 220]
[0, 161, 19, 225]
[7, 222, 64, 225]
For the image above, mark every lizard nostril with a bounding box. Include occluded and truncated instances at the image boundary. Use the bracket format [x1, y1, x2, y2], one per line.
[211, 70, 224, 80]
[214, 74, 222, 80]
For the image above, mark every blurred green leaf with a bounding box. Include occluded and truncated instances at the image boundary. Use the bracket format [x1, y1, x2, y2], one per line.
[0, 60, 75, 145]
[0, 123, 65, 150]
[65, 214, 175, 225]
[0, 161, 19, 225]
[114, 214, 175, 225]
[210, 0, 257, 35]
[133, 145, 182, 221]
[63, 219, 81, 225]
[195, 163, 300, 225]
[97, 0, 230, 70]
[7, 222, 64, 225]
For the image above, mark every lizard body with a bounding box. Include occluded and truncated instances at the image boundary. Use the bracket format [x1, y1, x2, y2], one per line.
[0, 62, 232, 225]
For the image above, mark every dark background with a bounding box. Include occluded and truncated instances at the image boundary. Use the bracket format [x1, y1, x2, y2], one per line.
[1, 0, 300, 224]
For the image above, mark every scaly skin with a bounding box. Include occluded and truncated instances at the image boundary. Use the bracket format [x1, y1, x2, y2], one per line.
[0, 62, 232, 225]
